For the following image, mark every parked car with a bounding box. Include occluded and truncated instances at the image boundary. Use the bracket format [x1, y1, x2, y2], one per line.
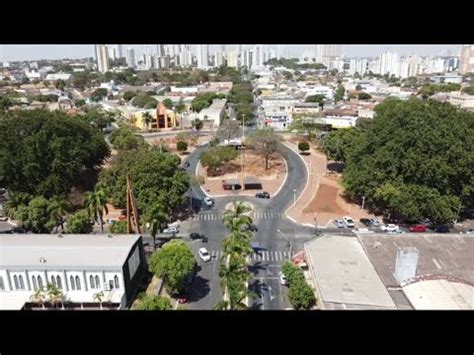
[342, 216, 355, 228]
[333, 219, 345, 228]
[183, 161, 190, 168]
[360, 218, 372, 227]
[163, 226, 179, 235]
[255, 191, 270, 199]
[177, 296, 188, 304]
[190, 232, 208, 242]
[352, 228, 375, 234]
[462, 229, 474, 235]
[370, 219, 381, 227]
[203, 197, 214, 207]
[409, 224, 427, 233]
[433, 225, 450, 233]
[242, 223, 258, 232]
[279, 271, 288, 286]
[198, 247, 211, 262]
[381, 224, 399, 233]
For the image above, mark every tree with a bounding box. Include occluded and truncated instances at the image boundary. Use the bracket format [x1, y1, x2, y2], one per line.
[93, 291, 105, 310]
[162, 98, 174, 109]
[30, 287, 47, 309]
[322, 128, 359, 162]
[222, 201, 253, 232]
[339, 98, 474, 224]
[74, 99, 86, 107]
[355, 84, 362, 91]
[47, 197, 70, 233]
[288, 279, 316, 310]
[90, 88, 108, 102]
[132, 94, 158, 109]
[282, 71, 293, 80]
[462, 85, 474, 95]
[358, 92, 372, 100]
[298, 141, 310, 154]
[176, 140, 188, 153]
[110, 220, 128, 234]
[247, 127, 283, 170]
[0, 96, 13, 112]
[55, 80, 66, 91]
[21, 197, 53, 233]
[123, 91, 137, 101]
[282, 261, 305, 285]
[305, 94, 325, 108]
[192, 118, 203, 131]
[144, 203, 169, 251]
[217, 119, 242, 142]
[289, 116, 330, 141]
[109, 127, 146, 151]
[142, 111, 153, 132]
[135, 295, 172, 310]
[200, 146, 238, 176]
[148, 240, 196, 295]
[0, 109, 110, 197]
[4, 192, 32, 220]
[66, 209, 94, 234]
[191, 93, 220, 112]
[334, 84, 345, 103]
[84, 188, 109, 233]
[46, 282, 65, 309]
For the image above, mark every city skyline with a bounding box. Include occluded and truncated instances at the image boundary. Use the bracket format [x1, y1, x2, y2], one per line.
[0, 44, 462, 62]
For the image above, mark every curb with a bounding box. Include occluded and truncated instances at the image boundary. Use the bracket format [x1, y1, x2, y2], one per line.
[272, 157, 289, 198]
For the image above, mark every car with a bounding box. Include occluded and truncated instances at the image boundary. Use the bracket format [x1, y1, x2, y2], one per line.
[167, 222, 180, 230]
[352, 228, 375, 234]
[203, 197, 214, 207]
[0, 215, 8, 222]
[342, 216, 355, 228]
[255, 191, 270, 199]
[433, 225, 450, 233]
[189, 232, 208, 242]
[183, 161, 190, 168]
[333, 219, 345, 228]
[242, 223, 258, 232]
[381, 224, 399, 232]
[360, 218, 372, 227]
[177, 296, 188, 304]
[279, 272, 288, 286]
[463, 229, 474, 235]
[198, 248, 211, 262]
[370, 219, 381, 227]
[409, 224, 427, 233]
[163, 226, 179, 235]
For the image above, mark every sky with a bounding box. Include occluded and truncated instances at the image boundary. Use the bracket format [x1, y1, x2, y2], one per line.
[0, 45, 462, 62]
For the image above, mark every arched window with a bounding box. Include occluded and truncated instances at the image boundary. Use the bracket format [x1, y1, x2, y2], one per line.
[56, 276, 62, 289]
[51, 276, 56, 286]
[19, 276, 25, 290]
[32, 276, 38, 291]
[114, 275, 119, 289]
[0, 276, 4, 291]
[14, 275, 19, 290]
[75, 276, 81, 291]
[37, 276, 43, 289]
[90, 275, 95, 289]
[70, 276, 75, 291]
[95, 276, 100, 289]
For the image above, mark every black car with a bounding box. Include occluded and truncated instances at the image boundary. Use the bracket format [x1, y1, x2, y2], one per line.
[189, 232, 208, 242]
[184, 161, 190, 168]
[433, 225, 450, 233]
[242, 224, 258, 232]
[255, 191, 270, 199]
[360, 218, 372, 227]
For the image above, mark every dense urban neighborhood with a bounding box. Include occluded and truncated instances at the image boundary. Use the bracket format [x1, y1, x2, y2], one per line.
[0, 44, 473, 311]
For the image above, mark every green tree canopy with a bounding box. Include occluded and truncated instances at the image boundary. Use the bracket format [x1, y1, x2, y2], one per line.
[334, 84, 345, 103]
[0, 109, 110, 197]
[109, 127, 146, 151]
[148, 240, 196, 295]
[288, 278, 316, 310]
[462, 85, 474, 95]
[66, 209, 94, 234]
[90, 88, 108, 102]
[135, 295, 172, 310]
[162, 98, 174, 109]
[123, 91, 137, 101]
[358, 92, 372, 100]
[132, 94, 158, 109]
[200, 146, 238, 175]
[298, 141, 310, 153]
[330, 98, 474, 223]
[247, 127, 283, 169]
[176, 140, 188, 152]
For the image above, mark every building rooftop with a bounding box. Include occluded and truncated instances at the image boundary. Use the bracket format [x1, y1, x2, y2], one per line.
[0, 234, 141, 270]
[305, 235, 397, 309]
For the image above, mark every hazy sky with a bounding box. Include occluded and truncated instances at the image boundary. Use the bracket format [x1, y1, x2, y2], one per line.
[0, 45, 461, 61]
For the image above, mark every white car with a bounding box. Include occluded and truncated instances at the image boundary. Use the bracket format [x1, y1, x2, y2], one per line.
[342, 216, 355, 228]
[333, 219, 345, 228]
[203, 197, 214, 207]
[279, 272, 288, 285]
[198, 248, 211, 262]
[163, 226, 179, 234]
[370, 219, 381, 227]
[381, 224, 399, 232]
[167, 222, 180, 230]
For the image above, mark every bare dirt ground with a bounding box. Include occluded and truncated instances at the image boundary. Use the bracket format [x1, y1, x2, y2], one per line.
[199, 151, 287, 197]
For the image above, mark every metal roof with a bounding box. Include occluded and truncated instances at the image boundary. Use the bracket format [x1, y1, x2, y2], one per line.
[0, 234, 141, 270]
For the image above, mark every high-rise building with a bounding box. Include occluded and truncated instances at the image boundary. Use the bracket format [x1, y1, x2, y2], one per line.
[115, 45, 123, 59]
[215, 51, 224, 67]
[145, 55, 153, 69]
[159, 56, 170, 69]
[126, 48, 136, 68]
[252, 45, 263, 68]
[277, 45, 283, 59]
[226, 50, 238, 68]
[95, 45, 110, 73]
[156, 45, 165, 57]
[349, 58, 368, 76]
[197, 45, 209, 69]
[379, 51, 400, 76]
[108, 46, 116, 60]
[459, 45, 474, 74]
[242, 50, 252, 68]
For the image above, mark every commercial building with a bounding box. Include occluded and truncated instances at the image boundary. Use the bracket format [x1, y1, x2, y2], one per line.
[95, 44, 110, 73]
[0, 234, 147, 310]
[197, 98, 226, 127]
[45, 73, 72, 81]
[459, 45, 474, 74]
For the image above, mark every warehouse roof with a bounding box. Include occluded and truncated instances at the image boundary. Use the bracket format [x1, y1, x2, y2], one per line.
[0, 234, 141, 270]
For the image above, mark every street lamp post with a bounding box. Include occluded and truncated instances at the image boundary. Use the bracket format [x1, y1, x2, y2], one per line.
[362, 196, 366, 210]
[277, 229, 292, 260]
[293, 189, 297, 206]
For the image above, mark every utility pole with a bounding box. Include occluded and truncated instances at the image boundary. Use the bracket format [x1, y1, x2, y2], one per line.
[241, 113, 246, 190]
[362, 196, 366, 210]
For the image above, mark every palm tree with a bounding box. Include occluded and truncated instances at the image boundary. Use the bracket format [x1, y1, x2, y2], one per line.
[175, 101, 186, 129]
[47, 197, 70, 233]
[216, 258, 249, 310]
[30, 287, 47, 310]
[46, 283, 65, 309]
[145, 203, 169, 250]
[93, 291, 105, 310]
[142, 111, 153, 132]
[222, 200, 253, 232]
[84, 188, 109, 234]
[222, 232, 253, 259]
[4, 192, 31, 220]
